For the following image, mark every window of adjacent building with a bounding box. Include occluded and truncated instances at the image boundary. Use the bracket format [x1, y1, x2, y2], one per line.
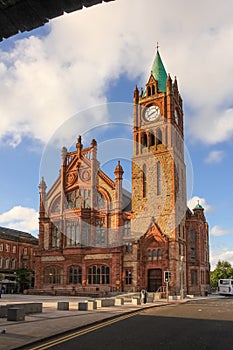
[11, 259, 16, 269]
[191, 270, 197, 285]
[22, 260, 28, 269]
[88, 265, 110, 284]
[124, 220, 131, 236]
[66, 221, 80, 247]
[0, 243, 3, 251]
[5, 258, 10, 269]
[125, 270, 132, 285]
[23, 247, 28, 255]
[6, 244, 10, 252]
[157, 162, 161, 195]
[12, 245, 16, 253]
[142, 164, 147, 198]
[44, 267, 63, 284]
[68, 266, 82, 284]
[190, 229, 196, 259]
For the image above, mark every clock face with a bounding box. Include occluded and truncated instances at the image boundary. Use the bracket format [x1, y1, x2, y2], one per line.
[144, 105, 160, 121]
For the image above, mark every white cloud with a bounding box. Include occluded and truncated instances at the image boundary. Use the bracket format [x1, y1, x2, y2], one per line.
[1, 0, 233, 146]
[210, 248, 233, 270]
[0, 206, 38, 235]
[210, 225, 231, 237]
[205, 150, 225, 164]
[187, 196, 212, 212]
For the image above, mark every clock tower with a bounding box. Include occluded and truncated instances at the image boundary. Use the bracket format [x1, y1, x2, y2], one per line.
[131, 49, 187, 293]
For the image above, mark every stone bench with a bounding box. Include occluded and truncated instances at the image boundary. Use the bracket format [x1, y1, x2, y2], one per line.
[132, 298, 141, 305]
[0, 303, 42, 318]
[7, 308, 25, 322]
[57, 301, 69, 310]
[114, 298, 124, 306]
[78, 300, 97, 311]
[95, 299, 115, 308]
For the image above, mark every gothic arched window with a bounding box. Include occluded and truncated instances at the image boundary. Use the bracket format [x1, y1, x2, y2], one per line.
[66, 220, 80, 247]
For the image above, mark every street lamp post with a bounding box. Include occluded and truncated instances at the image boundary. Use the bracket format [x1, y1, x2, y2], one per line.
[180, 256, 184, 299]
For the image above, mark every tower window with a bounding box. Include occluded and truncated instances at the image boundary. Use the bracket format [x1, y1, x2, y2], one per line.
[157, 162, 161, 195]
[152, 85, 155, 95]
[149, 131, 155, 146]
[141, 132, 147, 148]
[147, 86, 151, 96]
[156, 128, 162, 145]
[143, 164, 147, 197]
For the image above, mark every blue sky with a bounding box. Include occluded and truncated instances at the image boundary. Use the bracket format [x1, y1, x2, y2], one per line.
[0, 0, 233, 270]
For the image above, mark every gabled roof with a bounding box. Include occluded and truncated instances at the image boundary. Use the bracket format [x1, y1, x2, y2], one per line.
[143, 217, 168, 243]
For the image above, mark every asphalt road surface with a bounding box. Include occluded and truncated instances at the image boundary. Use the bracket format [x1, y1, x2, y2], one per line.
[26, 297, 233, 350]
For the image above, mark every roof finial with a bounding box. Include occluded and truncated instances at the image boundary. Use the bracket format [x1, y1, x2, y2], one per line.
[156, 41, 159, 51]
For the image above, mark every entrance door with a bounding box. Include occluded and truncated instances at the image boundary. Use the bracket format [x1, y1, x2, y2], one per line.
[148, 269, 162, 292]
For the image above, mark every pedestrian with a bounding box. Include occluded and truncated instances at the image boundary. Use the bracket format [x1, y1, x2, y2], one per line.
[141, 289, 146, 304]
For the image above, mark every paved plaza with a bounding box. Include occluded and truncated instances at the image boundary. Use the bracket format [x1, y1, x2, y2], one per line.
[0, 293, 169, 350]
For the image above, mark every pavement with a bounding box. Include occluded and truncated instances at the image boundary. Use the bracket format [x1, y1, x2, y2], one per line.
[0, 293, 212, 350]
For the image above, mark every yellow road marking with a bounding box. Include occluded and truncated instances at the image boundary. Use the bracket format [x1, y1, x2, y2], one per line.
[29, 311, 140, 350]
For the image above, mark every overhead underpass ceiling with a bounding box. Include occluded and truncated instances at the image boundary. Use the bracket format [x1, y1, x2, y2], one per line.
[0, 0, 114, 41]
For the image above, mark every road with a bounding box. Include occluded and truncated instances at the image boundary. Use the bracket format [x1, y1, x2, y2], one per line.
[25, 297, 233, 350]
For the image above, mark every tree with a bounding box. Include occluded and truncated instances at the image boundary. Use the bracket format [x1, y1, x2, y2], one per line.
[210, 260, 233, 288]
[16, 268, 33, 293]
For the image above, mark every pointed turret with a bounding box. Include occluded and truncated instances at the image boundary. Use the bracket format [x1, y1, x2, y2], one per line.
[151, 49, 167, 92]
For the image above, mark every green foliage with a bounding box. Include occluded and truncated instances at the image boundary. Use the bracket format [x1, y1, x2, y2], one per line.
[210, 260, 233, 288]
[15, 268, 32, 292]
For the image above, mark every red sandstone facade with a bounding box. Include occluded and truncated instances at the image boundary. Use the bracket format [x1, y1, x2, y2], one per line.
[0, 226, 38, 292]
[34, 50, 210, 296]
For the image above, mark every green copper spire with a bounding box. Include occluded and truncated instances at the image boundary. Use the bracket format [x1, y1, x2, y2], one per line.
[151, 49, 167, 92]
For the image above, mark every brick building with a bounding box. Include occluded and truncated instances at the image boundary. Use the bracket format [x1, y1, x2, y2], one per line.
[0, 226, 38, 293]
[35, 49, 210, 296]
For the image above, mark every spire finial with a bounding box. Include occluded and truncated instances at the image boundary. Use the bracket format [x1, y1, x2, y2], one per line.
[156, 42, 159, 51]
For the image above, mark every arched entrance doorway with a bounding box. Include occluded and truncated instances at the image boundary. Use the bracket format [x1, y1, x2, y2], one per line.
[147, 268, 162, 292]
